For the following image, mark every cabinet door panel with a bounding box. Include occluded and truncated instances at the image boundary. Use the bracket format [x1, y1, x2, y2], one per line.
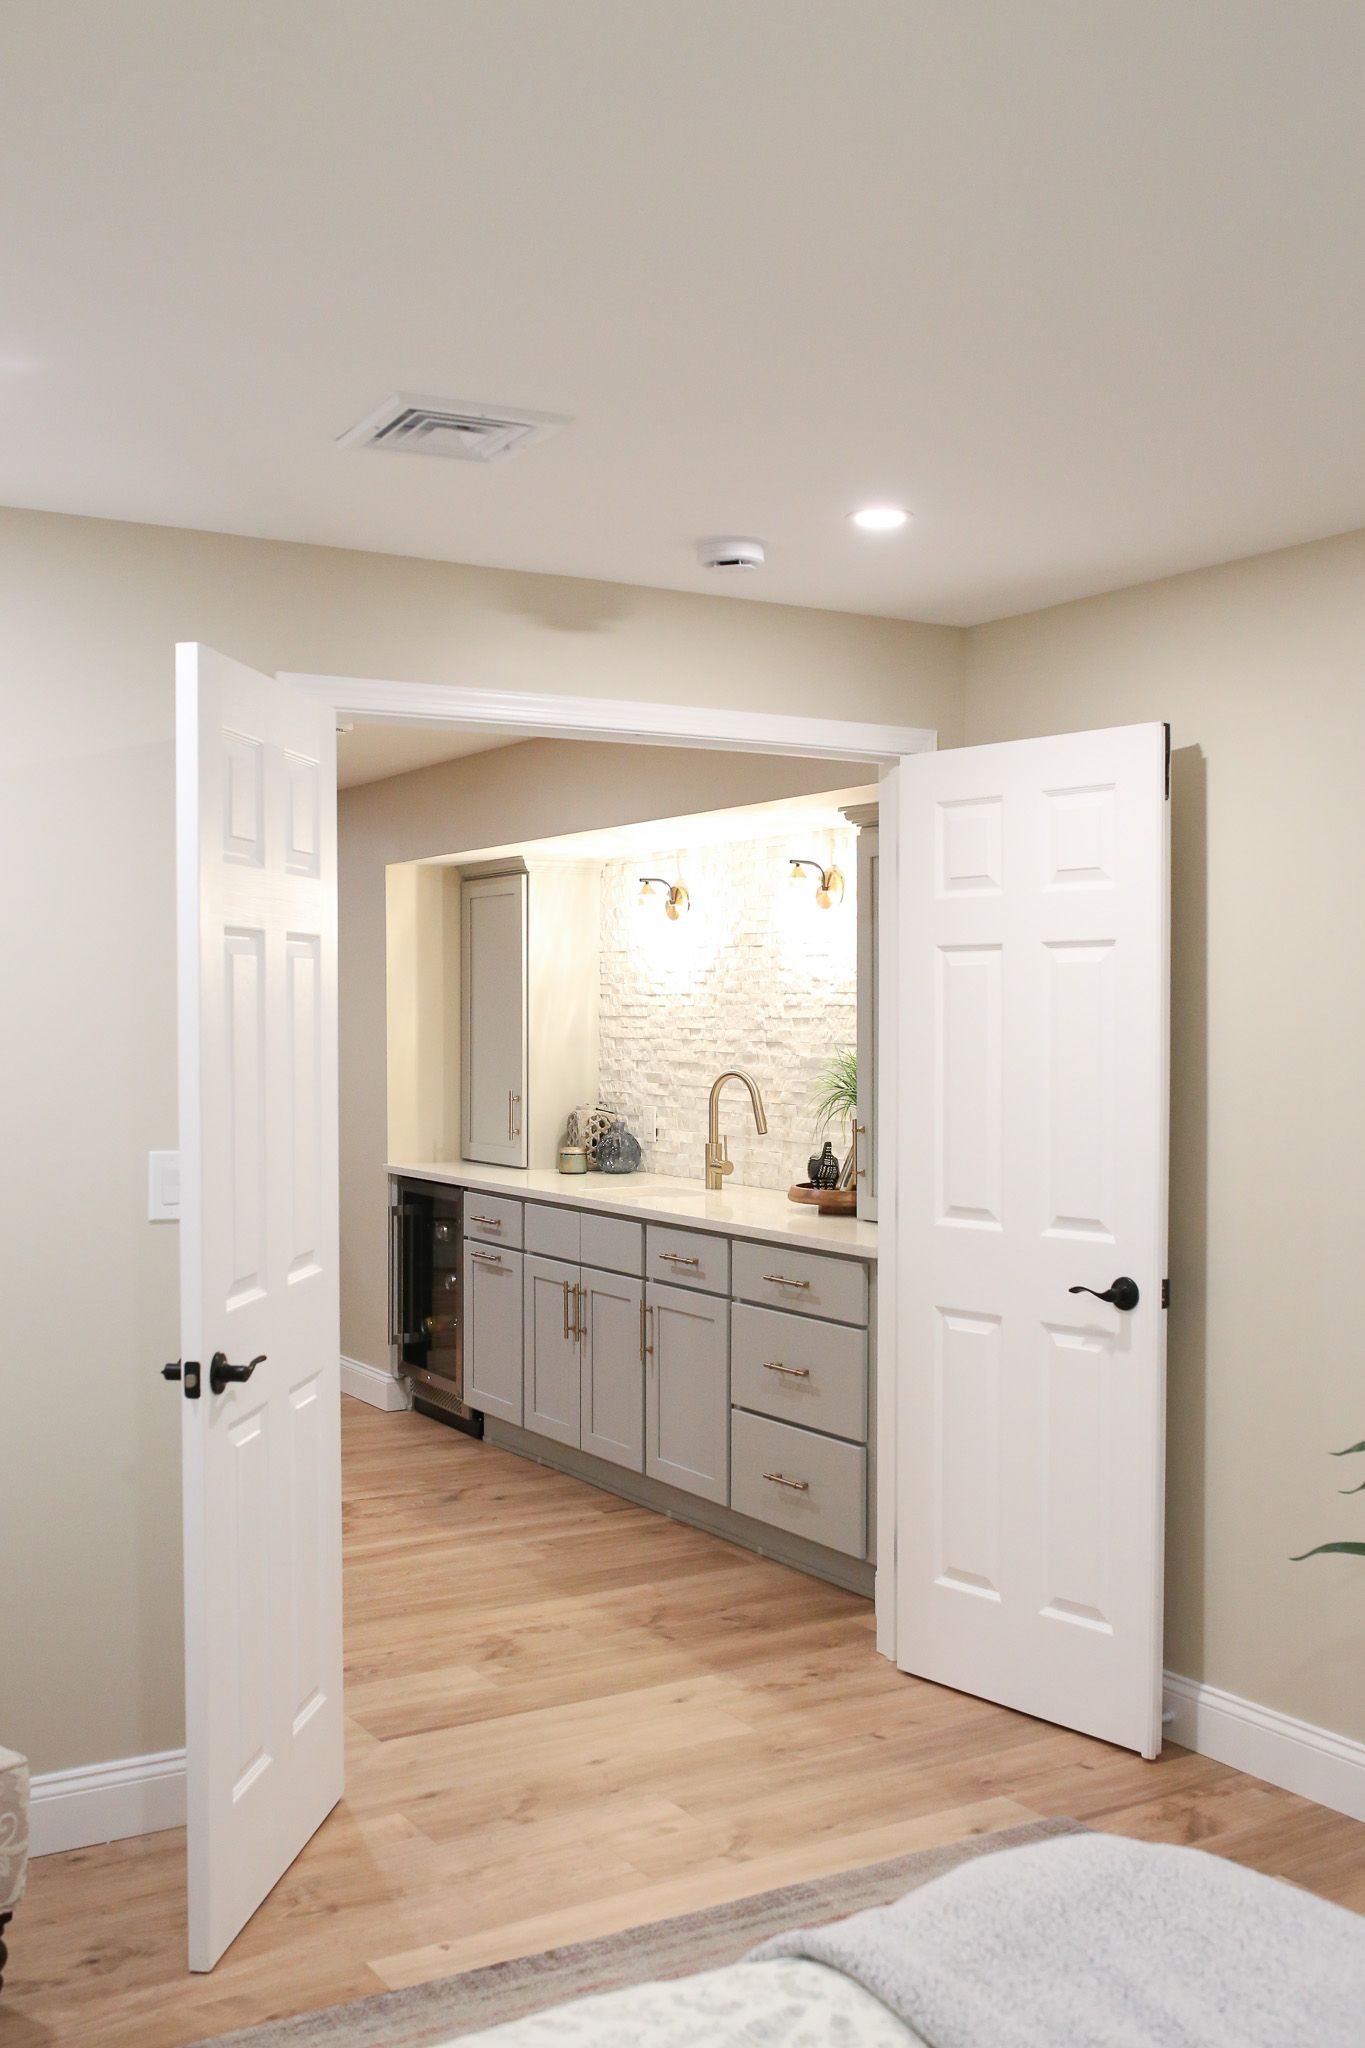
[581, 1267, 644, 1471]
[523, 1253, 581, 1447]
[645, 1281, 730, 1505]
[461, 874, 528, 1167]
[463, 1241, 523, 1423]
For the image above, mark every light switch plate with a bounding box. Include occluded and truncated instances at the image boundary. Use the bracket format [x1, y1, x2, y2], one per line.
[148, 1149, 181, 1222]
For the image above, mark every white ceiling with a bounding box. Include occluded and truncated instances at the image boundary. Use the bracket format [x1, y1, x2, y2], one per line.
[4, 3, 1365, 624]
[336, 723, 523, 789]
[422, 784, 880, 869]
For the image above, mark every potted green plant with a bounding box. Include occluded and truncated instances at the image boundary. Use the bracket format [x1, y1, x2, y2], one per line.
[812, 1048, 859, 1189]
[1291, 1439, 1365, 1561]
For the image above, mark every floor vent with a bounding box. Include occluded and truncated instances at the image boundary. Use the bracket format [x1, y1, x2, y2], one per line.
[338, 394, 567, 463]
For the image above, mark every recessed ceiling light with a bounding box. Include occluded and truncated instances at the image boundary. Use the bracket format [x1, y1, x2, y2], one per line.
[851, 505, 909, 532]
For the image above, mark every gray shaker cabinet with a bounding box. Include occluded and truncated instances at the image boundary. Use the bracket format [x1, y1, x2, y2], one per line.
[463, 1239, 524, 1424]
[644, 1280, 730, 1506]
[523, 1253, 581, 1448]
[580, 1266, 645, 1472]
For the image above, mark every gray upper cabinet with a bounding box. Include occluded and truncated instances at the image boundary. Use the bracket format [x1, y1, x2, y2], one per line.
[843, 803, 879, 1221]
[463, 1239, 524, 1424]
[461, 873, 528, 1167]
[523, 1253, 581, 1447]
[580, 1266, 645, 1471]
[645, 1280, 730, 1506]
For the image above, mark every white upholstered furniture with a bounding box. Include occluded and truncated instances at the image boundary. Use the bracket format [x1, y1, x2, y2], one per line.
[0, 1744, 28, 1991]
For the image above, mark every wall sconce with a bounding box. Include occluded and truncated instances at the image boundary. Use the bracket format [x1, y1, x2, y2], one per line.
[638, 876, 690, 920]
[788, 857, 844, 909]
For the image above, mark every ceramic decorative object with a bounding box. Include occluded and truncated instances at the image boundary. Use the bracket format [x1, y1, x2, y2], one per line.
[811, 1140, 841, 1189]
[567, 1104, 619, 1168]
[597, 1120, 642, 1175]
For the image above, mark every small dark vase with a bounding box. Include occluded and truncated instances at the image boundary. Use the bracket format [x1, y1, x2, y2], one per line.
[811, 1140, 840, 1190]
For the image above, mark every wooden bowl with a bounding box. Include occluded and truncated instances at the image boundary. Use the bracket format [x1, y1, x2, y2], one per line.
[787, 1181, 857, 1216]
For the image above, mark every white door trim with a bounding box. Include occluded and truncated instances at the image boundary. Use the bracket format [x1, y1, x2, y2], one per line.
[279, 672, 931, 767]
[282, 668, 932, 1661]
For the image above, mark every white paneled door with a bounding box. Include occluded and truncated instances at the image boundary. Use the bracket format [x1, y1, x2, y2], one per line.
[898, 723, 1170, 1757]
[175, 645, 343, 1969]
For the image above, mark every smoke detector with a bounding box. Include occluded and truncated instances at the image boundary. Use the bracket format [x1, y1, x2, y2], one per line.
[696, 536, 766, 571]
[339, 394, 568, 463]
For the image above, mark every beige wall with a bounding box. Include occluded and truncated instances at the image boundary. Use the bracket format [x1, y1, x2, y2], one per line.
[0, 504, 956, 1776]
[963, 528, 1365, 1742]
[339, 743, 881, 1371]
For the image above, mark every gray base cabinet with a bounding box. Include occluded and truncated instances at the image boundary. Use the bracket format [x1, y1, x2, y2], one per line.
[580, 1267, 645, 1471]
[645, 1281, 730, 1506]
[523, 1253, 581, 1447]
[463, 1240, 524, 1424]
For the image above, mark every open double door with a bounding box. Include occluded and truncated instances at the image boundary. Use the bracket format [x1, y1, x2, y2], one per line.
[174, 645, 1168, 1967]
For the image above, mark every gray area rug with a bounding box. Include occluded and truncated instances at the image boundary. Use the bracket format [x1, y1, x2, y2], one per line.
[192, 1816, 1081, 2047]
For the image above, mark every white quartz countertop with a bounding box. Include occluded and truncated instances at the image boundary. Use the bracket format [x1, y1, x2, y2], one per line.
[387, 1161, 879, 1261]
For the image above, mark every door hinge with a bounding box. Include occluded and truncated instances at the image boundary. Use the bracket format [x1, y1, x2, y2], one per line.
[1163, 722, 1171, 799]
[1161, 1278, 1170, 1309]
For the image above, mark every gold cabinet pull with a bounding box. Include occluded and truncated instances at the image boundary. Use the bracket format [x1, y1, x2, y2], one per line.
[853, 1121, 867, 1180]
[762, 1361, 811, 1378]
[763, 1471, 811, 1492]
[512, 1092, 522, 1138]
[660, 1251, 701, 1267]
[573, 1282, 585, 1343]
[763, 1274, 811, 1290]
[471, 1249, 504, 1267]
[471, 1213, 503, 1228]
[641, 1301, 654, 1361]
[562, 1278, 571, 1339]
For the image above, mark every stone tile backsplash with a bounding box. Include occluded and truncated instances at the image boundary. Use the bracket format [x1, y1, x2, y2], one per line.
[597, 829, 858, 1192]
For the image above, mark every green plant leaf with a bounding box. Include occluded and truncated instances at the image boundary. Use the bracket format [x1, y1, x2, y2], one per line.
[1329, 1441, 1365, 1456]
[1290, 1542, 1365, 1561]
[812, 1048, 858, 1134]
[1337, 1478, 1365, 1495]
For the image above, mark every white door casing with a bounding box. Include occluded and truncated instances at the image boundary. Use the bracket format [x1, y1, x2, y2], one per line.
[176, 645, 343, 1970]
[897, 722, 1170, 1757]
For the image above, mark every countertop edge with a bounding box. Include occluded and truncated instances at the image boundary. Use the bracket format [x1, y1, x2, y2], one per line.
[386, 1161, 878, 1262]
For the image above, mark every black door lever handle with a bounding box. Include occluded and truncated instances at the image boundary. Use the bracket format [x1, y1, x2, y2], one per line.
[209, 1351, 266, 1395]
[1069, 1277, 1140, 1312]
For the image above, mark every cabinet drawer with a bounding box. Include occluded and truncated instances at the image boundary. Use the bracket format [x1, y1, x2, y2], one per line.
[730, 1303, 867, 1443]
[646, 1224, 729, 1295]
[581, 1213, 643, 1276]
[526, 1202, 580, 1261]
[731, 1240, 868, 1325]
[730, 1409, 866, 1560]
[465, 1194, 523, 1248]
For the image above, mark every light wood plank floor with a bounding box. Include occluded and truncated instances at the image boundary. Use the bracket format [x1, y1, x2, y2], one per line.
[8, 1398, 1364, 2045]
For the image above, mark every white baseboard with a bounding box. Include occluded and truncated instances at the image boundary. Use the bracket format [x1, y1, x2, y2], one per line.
[340, 1353, 409, 1410]
[30, 1748, 186, 1856]
[1163, 1671, 1365, 1822]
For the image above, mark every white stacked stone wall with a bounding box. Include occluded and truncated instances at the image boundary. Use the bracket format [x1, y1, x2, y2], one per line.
[596, 828, 858, 1192]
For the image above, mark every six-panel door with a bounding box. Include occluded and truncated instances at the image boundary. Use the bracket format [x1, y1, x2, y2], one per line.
[523, 1253, 581, 1446]
[581, 1266, 645, 1471]
[463, 1240, 523, 1423]
[645, 1281, 730, 1505]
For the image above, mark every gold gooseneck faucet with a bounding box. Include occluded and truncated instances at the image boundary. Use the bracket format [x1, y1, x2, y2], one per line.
[705, 1070, 769, 1189]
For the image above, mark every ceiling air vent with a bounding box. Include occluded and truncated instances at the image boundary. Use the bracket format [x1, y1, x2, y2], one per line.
[338, 394, 567, 463]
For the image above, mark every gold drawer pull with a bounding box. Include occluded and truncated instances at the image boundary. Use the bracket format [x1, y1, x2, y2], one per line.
[471, 1213, 503, 1228]
[471, 1250, 504, 1267]
[763, 1471, 811, 1492]
[762, 1361, 811, 1378]
[660, 1252, 701, 1267]
[763, 1274, 811, 1289]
